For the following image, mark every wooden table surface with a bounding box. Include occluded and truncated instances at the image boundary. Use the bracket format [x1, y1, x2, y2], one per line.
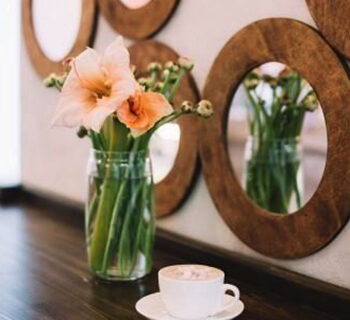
[0, 195, 349, 320]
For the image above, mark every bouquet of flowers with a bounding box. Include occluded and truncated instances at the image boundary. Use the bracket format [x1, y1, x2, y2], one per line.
[243, 65, 319, 214]
[45, 37, 213, 280]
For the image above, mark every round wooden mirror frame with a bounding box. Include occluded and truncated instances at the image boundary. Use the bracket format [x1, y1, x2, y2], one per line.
[22, 0, 97, 79]
[98, 0, 179, 40]
[306, 0, 350, 60]
[129, 40, 200, 217]
[201, 18, 350, 259]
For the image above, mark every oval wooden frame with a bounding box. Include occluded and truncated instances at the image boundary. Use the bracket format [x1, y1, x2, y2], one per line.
[98, 0, 179, 40]
[201, 18, 350, 259]
[22, 0, 97, 79]
[306, 0, 350, 60]
[129, 40, 200, 217]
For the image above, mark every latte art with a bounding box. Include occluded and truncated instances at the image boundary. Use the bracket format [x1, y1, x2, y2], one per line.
[161, 265, 223, 281]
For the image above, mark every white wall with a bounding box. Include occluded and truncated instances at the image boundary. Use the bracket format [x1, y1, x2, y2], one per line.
[21, 0, 350, 289]
[1, 0, 21, 187]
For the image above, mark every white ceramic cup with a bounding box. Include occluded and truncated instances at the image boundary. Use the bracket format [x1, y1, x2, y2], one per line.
[158, 264, 240, 319]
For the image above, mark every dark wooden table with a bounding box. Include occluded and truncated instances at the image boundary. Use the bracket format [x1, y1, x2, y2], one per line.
[0, 194, 349, 320]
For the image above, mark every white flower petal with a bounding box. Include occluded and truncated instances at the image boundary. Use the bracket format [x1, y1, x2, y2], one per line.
[73, 47, 105, 92]
[103, 36, 130, 71]
[83, 106, 115, 132]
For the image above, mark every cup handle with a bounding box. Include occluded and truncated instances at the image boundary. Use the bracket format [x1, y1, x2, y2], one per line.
[216, 284, 240, 314]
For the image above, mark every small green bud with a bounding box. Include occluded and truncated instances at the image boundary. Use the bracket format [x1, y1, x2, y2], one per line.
[147, 62, 162, 73]
[279, 93, 289, 105]
[139, 84, 147, 91]
[181, 100, 195, 113]
[155, 81, 165, 91]
[244, 78, 259, 90]
[44, 73, 66, 90]
[138, 77, 148, 85]
[177, 57, 194, 71]
[196, 100, 213, 118]
[77, 126, 88, 138]
[162, 69, 170, 80]
[137, 77, 153, 88]
[162, 69, 177, 82]
[262, 74, 278, 88]
[43, 73, 57, 87]
[303, 92, 319, 111]
[244, 72, 260, 90]
[164, 61, 179, 72]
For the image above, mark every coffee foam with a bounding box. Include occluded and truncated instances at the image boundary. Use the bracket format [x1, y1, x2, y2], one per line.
[161, 265, 223, 281]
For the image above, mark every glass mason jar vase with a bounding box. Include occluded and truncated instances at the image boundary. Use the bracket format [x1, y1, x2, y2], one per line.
[243, 136, 303, 214]
[86, 149, 155, 281]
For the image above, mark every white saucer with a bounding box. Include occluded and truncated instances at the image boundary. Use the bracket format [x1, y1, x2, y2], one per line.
[135, 292, 244, 320]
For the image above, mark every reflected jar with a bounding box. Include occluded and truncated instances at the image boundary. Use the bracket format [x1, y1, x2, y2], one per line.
[86, 149, 155, 281]
[243, 136, 304, 214]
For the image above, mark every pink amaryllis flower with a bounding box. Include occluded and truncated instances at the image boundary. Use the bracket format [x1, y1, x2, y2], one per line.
[52, 37, 137, 132]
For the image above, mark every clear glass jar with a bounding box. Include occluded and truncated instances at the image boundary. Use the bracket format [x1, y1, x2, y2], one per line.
[243, 136, 303, 214]
[86, 149, 155, 281]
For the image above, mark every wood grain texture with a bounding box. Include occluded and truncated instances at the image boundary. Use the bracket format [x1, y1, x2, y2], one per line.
[98, 0, 179, 40]
[129, 40, 200, 217]
[306, 0, 350, 59]
[0, 192, 349, 319]
[22, 0, 97, 78]
[201, 18, 350, 259]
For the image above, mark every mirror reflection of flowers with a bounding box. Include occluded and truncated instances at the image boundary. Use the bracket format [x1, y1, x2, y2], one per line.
[243, 63, 319, 214]
[44, 37, 213, 280]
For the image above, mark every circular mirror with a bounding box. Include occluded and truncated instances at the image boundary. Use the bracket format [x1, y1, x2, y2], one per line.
[119, 0, 152, 9]
[306, 0, 350, 60]
[201, 18, 350, 258]
[22, 0, 96, 78]
[150, 122, 181, 183]
[228, 62, 327, 214]
[32, 0, 82, 62]
[129, 40, 200, 217]
[98, 0, 179, 40]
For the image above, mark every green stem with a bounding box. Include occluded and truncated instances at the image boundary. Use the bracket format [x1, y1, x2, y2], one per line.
[168, 68, 186, 102]
[89, 175, 120, 272]
[100, 180, 127, 274]
[117, 181, 144, 276]
[86, 192, 98, 244]
[160, 70, 174, 96]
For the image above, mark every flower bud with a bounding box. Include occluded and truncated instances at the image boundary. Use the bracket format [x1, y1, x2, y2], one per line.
[162, 69, 177, 82]
[62, 57, 73, 72]
[77, 126, 88, 138]
[137, 77, 152, 87]
[262, 74, 278, 88]
[196, 100, 213, 118]
[279, 66, 292, 78]
[244, 78, 259, 90]
[164, 61, 179, 72]
[43, 73, 57, 87]
[139, 85, 147, 92]
[147, 62, 162, 73]
[44, 73, 66, 89]
[244, 71, 261, 90]
[177, 57, 194, 71]
[155, 81, 165, 91]
[138, 77, 148, 85]
[303, 92, 319, 111]
[162, 69, 170, 80]
[181, 100, 195, 113]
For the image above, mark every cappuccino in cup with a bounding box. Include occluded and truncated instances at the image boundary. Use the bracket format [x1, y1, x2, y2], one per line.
[161, 265, 223, 281]
[159, 264, 240, 319]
